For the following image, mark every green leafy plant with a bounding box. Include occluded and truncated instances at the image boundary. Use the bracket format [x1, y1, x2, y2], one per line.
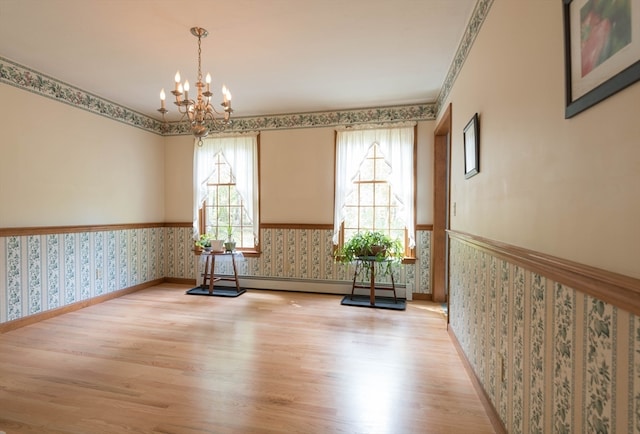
[334, 230, 403, 276]
[195, 233, 227, 252]
[195, 233, 212, 250]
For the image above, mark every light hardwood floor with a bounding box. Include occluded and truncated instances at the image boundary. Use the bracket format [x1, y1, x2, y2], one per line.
[0, 284, 495, 434]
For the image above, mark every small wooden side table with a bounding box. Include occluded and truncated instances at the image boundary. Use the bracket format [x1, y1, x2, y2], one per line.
[201, 251, 241, 294]
[350, 257, 397, 306]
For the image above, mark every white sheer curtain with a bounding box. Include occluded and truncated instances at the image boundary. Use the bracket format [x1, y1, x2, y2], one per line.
[193, 132, 259, 244]
[333, 123, 415, 248]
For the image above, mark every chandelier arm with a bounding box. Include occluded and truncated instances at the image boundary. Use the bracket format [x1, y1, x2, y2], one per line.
[206, 105, 229, 116]
[175, 99, 194, 115]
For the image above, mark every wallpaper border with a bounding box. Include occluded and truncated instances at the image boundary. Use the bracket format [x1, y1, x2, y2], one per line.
[436, 0, 494, 116]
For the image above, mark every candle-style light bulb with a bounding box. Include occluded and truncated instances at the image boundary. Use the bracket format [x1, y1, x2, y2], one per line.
[184, 80, 190, 101]
[174, 71, 181, 92]
[205, 73, 211, 93]
[160, 88, 166, 109]
[223, 86, 232, 108]
[222, 85, 229, 103]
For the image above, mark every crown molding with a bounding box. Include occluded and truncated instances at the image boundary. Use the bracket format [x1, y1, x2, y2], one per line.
[0, 1, 493, 134]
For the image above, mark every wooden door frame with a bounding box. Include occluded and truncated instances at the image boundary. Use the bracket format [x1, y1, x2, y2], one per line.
[431, 103, 452, 304]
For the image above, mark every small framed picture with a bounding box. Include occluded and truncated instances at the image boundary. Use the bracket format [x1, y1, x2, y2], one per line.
[463, 113, 479, 179]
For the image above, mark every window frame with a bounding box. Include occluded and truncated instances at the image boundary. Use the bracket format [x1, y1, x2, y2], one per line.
[195, 133, 261, 256]
[199, 153, 256, 251]
[333, 125, 417, 261]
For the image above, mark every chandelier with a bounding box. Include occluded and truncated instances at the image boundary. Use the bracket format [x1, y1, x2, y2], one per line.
[158, 27, 233, 145]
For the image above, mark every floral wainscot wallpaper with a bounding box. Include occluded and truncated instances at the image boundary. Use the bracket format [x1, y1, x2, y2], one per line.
[0, 226, 432, 326]
[448, 235, 640, 434]
[0, 227, 165, 323]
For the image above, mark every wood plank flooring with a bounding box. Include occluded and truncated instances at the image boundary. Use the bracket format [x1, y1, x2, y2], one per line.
[0, 284, 495, 434]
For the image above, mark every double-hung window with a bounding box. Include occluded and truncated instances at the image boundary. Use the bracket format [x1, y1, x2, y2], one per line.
[333, 124, 416, 256]
[194, 133, 259, 250]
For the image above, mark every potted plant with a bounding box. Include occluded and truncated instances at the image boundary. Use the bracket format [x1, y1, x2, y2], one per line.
[224, 225, 236, 252]
[334, 230, 403, 276]
[194, 233, 212, 252]
[210, 227, 225, 252]
[195, 233, 225, 253]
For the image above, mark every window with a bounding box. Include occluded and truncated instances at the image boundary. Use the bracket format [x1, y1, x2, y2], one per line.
[334, 125, 415, 256]
[201, 153, 255, 248]
[342, 143, 406, 243]
[194, 133, 259, 250]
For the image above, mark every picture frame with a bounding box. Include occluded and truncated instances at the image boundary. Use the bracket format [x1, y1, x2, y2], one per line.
[463, 113, 479, 179]
[563, 0, 640, 118]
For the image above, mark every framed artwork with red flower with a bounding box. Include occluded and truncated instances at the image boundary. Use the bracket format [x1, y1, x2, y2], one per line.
[563, 0, 640, 118]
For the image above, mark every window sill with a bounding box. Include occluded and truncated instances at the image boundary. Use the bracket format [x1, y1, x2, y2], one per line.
[193, 249, 261, 257]
[236, 250, 261, 258]
[194, 250, 411, 262]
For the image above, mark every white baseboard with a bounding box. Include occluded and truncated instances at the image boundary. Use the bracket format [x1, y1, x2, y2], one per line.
[209, 276, 408, 298]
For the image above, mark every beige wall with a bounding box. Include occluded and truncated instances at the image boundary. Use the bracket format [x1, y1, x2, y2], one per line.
[260, 127, 336, 223]
[0, 82, 435, 231]
[416, 120, 434, 225]
[163, 121, 435, 226]
[442, 1, 640, 279]
[0, 84, 166, 227]
[164, 135, 194, 223]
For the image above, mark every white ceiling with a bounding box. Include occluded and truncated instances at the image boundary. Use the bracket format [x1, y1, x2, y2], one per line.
[0, 0, 476, 120]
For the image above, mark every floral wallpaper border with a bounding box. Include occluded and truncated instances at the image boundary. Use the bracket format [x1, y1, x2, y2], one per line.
[161, 104, 436, 134]
[0, 1, 493, 134]
[436, 0, 494, 115]
[0, 57, 163, 133]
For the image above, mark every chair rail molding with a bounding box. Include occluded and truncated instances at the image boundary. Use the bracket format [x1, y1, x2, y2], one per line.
[448, 229, 640, 316]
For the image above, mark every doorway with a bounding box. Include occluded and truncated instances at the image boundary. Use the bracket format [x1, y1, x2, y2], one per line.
[432, 104, 452, 307]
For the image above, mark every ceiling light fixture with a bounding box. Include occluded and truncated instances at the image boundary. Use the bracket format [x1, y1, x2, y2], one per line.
[158, 27, 233, 145]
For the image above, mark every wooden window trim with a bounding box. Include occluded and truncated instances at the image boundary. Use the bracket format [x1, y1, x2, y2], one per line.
[337, 141, 417, 259]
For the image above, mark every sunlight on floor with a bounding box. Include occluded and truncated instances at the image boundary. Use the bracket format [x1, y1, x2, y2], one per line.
[410, 302, 446, 316]
[347, 362, 395, 432]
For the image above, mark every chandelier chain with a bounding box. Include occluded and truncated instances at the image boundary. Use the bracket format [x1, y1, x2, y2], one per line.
[197, 34, 203, 84]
